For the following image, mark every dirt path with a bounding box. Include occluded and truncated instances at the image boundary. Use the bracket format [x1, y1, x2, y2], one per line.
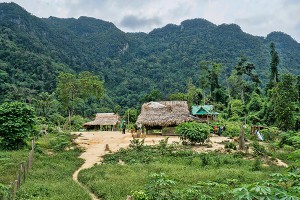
[71, 131, 181, 200]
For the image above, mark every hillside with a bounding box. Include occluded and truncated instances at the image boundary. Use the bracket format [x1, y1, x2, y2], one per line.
[0, 2, 300, 107]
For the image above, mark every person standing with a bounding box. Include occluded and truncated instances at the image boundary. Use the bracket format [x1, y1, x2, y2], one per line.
[122, 122, 126, 134]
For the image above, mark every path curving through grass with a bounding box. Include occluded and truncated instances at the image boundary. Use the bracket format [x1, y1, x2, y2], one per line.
[71, 131, 181, 199]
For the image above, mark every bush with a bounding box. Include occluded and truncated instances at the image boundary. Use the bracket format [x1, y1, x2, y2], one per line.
[71, 115, 86, 131]
[0, 102, 36, 150]
[260, 127, 280, 141]
[146, 173, 176, 200]
[129, 138, 145, 150]
[131, 190, 148, 200]
[49, 132, 72, 151]
[225, 142, 237, 150]
[251, 141, 268, 157]
[279, 131, 300, 149]
[176, 122, 211, 145]
[221, 122, 243, 137]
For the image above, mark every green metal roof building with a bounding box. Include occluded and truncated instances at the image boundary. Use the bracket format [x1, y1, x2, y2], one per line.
[191, 105, 219, 121]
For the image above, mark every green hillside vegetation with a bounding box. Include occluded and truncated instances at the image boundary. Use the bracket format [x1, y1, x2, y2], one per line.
[1, 2, 300, 111]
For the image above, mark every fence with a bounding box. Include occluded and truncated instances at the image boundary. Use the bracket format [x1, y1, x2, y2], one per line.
[1, 137, 36, 200]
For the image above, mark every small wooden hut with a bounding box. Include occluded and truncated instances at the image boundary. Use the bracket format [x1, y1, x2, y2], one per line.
[192, 105, 219, 122]
[136, 101, 193, 134]
[83, 113, 120, 131]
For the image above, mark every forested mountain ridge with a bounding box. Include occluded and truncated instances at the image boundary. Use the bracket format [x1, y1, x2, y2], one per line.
[1, 2, 300, 108]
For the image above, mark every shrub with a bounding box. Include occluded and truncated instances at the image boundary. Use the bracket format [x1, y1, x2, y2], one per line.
[0, 102, 36, 150]
[251, 159, 262, 171]
[131, 190, 148, 200]
[260, 127, 280, 141]
[49, 132, 72, 151]
[221, 122, 243, 137]
[225, 142, 237, 150]
[146, 173, 176, 200]
[176, 122, 211, 145]
[232, 172, 300, 199]
[71, 115, 86, 131]
[251, 141, 268, 157]
[279, 131, 300, 149]
[129, 138, 145, 150]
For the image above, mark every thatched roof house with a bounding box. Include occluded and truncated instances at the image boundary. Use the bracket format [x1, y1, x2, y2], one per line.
[83, 113, 120, 130]
[136, 101, 192, 130]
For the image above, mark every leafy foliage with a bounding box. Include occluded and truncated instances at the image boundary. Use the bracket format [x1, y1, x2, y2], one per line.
[232, 172, 300, 200]
[279, 131, 300, 149]
[1, 3, 300, 111]
[0, 102, 36, 150]
[176, 122, 211, 145]
[251, 141, 268, 157]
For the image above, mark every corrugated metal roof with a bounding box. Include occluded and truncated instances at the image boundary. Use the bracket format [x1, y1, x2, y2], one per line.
[192, 105, 219, 115]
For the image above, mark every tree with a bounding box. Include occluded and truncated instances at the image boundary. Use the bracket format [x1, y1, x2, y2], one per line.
[199, 61, 222, 103]
[140, 89, 163, 103]
[274, 74, 297, 130]
[266, 42, 280, 90]
[56, 71, 104, 127]
[168, 92, 187, 101]
[32, 92, 56, 117]
[229, 99, 245, 121]
[187, 79, 203, 106]
[0, 102, 36, 150]
[229, 56, 260, 104]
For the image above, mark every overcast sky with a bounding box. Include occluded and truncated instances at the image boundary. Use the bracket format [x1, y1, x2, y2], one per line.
[1, 0, 300, 42]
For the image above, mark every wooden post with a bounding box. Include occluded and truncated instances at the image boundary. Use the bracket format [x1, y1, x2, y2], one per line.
[17, 170, 21, 189]
[239, 124, 246, 151]
[14, 180, 18, 198]
[22, 162, 26, 183]
[28, 151, 31, 170]
[11, 182, 15, 199]
[105, 144, 110, 151]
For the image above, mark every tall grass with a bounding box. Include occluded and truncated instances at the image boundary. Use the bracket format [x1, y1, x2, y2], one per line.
[13, 133, 91, 200]
[0, 150, 28, 185]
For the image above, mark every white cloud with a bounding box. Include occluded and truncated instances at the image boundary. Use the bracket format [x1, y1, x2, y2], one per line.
[1, 0, 300, 42]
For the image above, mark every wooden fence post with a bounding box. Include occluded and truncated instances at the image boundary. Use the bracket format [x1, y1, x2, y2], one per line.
[22, 162, 26, 183]
[17, 169, 21, 190]
[14, 180, 17, 197]
[10, 182, 14, 199]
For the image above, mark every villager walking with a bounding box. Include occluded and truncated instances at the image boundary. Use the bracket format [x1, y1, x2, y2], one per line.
[120, 120, 126, 134]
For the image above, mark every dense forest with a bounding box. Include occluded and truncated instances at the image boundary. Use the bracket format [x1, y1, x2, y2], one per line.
[0, 2, 300, 124]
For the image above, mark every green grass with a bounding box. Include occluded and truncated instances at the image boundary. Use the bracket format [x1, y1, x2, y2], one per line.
[0, 150, 28, 184]
[1, 133, 91, 199]
[79, 145, 287, 200]
[16, 148, 91, 200]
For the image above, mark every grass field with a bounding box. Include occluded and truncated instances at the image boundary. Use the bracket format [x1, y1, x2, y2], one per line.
[79, 144, 287, 200]
[1, 133, 92, 200]
[0, 149, 29, 185]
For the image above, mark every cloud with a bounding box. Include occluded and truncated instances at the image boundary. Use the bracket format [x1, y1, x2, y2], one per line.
[120, 15, 162, 31]
[1, 0, 300, 42]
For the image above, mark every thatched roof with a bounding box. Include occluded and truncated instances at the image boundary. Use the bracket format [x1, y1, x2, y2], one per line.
[136, 101, 192, 127]
[83, 113, 120, 127]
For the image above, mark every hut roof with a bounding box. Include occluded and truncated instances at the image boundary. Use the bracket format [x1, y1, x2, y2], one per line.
[136, 101, 192, 127]
[192, 105, 219, 115]
[83, 113, 120, 127]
